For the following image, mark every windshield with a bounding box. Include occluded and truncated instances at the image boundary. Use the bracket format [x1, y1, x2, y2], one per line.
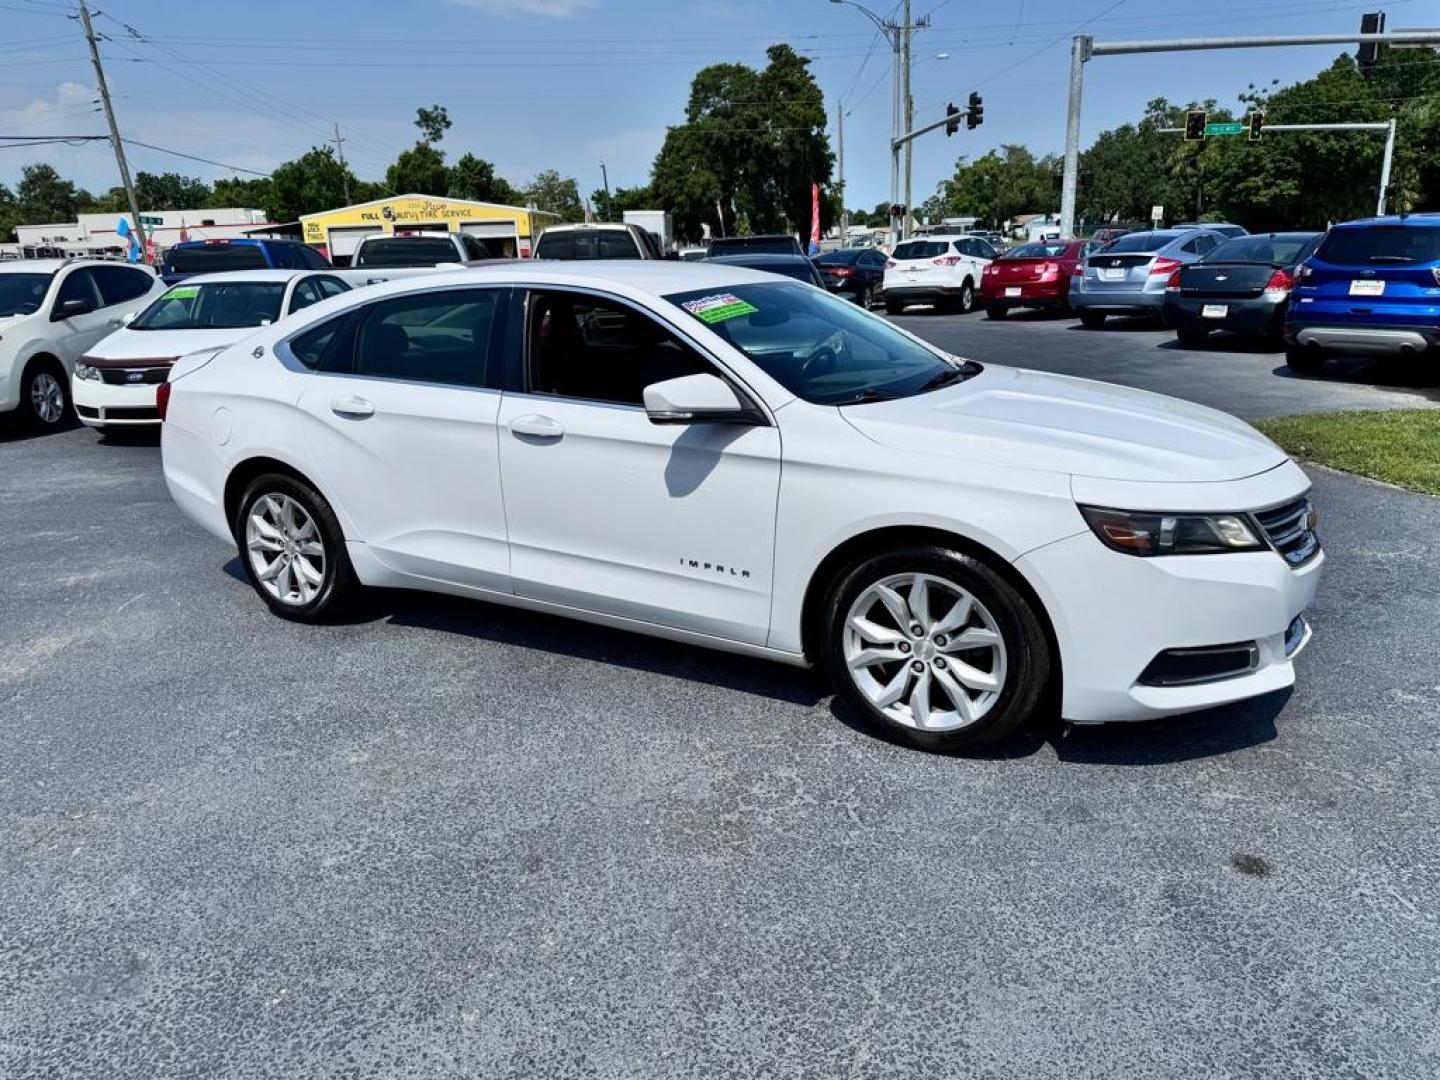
[0, 272, 53, 317]
[1004, 242, 1069, 260]
[1317, 226, 1440, 265]
[664, 281, 977, 406]
[354, 237, 460, 267]
[166, 244, 268, 273]
[1205, 235, 1317, 265]
[1105, 231, 1178, 253]
[133, 282, 285, 330]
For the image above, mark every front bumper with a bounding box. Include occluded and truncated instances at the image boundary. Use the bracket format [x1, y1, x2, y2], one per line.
[1164, 295, 1287, 335]
[884, 284, 965, 303]
[1017, 504, 1322, 725]
[72, 375, 163, 426]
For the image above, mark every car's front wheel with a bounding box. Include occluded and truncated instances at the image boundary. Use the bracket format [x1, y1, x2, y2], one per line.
[235, 473, 357, 622]
[20, 358, 69, 433]
[821, 547, 1052, 753]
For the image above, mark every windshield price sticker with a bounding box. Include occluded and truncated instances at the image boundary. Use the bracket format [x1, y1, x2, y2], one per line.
[167, 286, 199, 300]
[682, 293, 758, 324]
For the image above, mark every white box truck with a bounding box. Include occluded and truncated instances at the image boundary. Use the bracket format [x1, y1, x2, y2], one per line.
[622, 210, 674, 255]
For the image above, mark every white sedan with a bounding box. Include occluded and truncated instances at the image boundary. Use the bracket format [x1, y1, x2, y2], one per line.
[159, 262, 1321, 752]
[72, 269, 350, 433]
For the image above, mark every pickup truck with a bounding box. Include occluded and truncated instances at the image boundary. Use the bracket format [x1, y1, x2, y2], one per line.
[334, 231, 504, 288]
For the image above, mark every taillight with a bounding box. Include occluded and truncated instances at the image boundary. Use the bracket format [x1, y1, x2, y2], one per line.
[1262, 267, 1294, 297]
[885, 259, 896, 269]
[982, 263, 997, 276]
[1166, 268, 1183, 290]
[157, 381, 171, 421]
[1037, 261, 1060, 282]
[933, 255, 962, 266]
[830, 266, 854, 277]
[1150, 257, 1181, 277]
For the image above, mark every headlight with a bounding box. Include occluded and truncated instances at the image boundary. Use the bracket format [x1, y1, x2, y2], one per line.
[73, 362, 100, 381]
[1079, 505, 1265, 556]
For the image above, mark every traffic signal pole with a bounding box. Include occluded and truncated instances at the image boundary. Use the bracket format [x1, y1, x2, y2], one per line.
[1059, 27, 1440, 237]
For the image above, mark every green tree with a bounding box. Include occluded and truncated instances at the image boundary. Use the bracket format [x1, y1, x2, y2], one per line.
[415, 104, 452, 145]
[16, 163, 86, 224]
[266, 146, 356, 223]
[208, 176, 273, 211]
[0, 183, 18, 242]
[524, 168, 584, 222]
[449, 153, 520, 204]
[386, 142, 449, 196]
[592, 183, 653, 221]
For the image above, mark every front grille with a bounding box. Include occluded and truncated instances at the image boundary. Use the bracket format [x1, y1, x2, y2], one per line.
[99, 366, 168, 386]
[1253, 497, 1320, 567]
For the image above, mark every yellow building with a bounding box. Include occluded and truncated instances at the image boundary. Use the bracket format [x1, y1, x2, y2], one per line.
[300, 194, 559, 264]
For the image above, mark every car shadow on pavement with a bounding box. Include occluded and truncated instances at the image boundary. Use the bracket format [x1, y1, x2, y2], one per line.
[1066, 316, 1166, 333]
[1157, 334, 1284, 355]
[1270, 357, 1440, 396]
[332, 582, 830, 708]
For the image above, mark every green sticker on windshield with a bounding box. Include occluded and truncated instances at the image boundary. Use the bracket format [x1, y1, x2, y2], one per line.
[682, 293, 757, 324]
[167, 286, 199, 300]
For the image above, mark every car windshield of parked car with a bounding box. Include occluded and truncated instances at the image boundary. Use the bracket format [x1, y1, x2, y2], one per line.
[1004, 242, 1069, 260]
[0, 272, 53, 317]
[665, 281, 975, 406]
[1104, 232, 1178, 254]
[166, 244, 268, 274]
[354, 237, 460, 267]
[1204, 235, 1316, 265]
[1317, 226, 1440, 265]
[132, 282, 286, 330]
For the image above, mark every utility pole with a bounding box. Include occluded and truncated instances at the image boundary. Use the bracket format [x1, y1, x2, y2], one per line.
[76, 0, 145, 258]
[837, 103, 847, 237]
[331, 123, 350, 204]
[901, 0, 913, 240]
[600, 162, 611, 218]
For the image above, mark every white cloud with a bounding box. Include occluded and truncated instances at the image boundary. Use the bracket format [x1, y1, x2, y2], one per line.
[445, 0, 598, 16]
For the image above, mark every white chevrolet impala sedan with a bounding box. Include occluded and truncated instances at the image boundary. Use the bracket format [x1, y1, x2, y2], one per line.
[160, 262, 1321, 752]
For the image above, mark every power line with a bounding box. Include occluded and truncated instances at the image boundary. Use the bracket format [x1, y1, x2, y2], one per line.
[121, 138, 271, 177]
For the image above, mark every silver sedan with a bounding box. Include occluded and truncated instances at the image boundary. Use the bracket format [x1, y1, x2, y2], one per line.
[1070, 228, 1227, 328]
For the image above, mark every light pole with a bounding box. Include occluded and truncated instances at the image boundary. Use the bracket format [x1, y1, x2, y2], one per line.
[830, 0, 904, 241]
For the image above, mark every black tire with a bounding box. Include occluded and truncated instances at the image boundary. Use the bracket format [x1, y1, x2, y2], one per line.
[19, 357, 70, 433]
[1079, 311, 1107, 330]
[820, 546, 1053, 754]
[985, 304, 1008, 320]
[1176, 325, 1209, 346]
[1285, 345, 1325, 375]
[856, 285, 872, 308]
[234, 472, 358, 622]
[885, 299, 905, 315]
[956, 280, 975, 314]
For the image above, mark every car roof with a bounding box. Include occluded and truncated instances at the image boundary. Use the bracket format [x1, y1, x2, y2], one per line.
[711, 234, 795, 241]
[539, 223, 634, 233]
[707, 253, 811, 265]
[0, 258, 149, 273]
[1332, 213, 1440, 229]
[161, 269, 311, 285]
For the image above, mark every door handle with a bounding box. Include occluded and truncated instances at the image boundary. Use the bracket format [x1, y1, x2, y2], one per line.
[330, 395, 375, 420]
[510, 414, 564, 439]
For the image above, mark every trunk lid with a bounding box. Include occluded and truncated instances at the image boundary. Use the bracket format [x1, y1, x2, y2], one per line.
[1085, 252, 1155, 289]
[1176, 261, 1278, 299]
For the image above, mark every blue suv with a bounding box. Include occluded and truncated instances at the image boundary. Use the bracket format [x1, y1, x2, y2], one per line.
[1285, 214, 1440, 374]
[160, 238, 330, 285]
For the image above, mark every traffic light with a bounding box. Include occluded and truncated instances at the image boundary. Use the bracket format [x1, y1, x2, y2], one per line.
[945, 103, 962, 137]
[966, 91, 983, 130]
[1184, 109, 1207, 142]
[1358, 12, 1385, 76]
[1247, 110, 1265, 142]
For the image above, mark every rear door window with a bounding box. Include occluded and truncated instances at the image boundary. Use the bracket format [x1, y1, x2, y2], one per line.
[91, 265, 154, 307]
[352, 289, 502, 387]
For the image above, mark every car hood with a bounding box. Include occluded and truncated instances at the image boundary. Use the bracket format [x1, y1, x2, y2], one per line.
[87, 325, 257, 360]
[838, 364, 1286, 483]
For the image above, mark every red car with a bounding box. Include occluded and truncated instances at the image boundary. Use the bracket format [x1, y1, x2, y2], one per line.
[979, 239, 1097, 319]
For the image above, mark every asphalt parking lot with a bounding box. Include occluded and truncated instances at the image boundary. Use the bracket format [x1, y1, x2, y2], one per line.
[3, 317, 1439, 1079]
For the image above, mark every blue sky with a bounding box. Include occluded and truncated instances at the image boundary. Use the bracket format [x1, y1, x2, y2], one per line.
[0, 0, 1418, 213]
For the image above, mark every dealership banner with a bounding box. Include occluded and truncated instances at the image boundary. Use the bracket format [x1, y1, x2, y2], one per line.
[810, 183, 820, 255]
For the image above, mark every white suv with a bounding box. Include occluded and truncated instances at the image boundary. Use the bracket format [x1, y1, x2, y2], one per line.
[0, 259, 165, 432]
[883, 234, 997, 315]
[160, 262, 1321, 754]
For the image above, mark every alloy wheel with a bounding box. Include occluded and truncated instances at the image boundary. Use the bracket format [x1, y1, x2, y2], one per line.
[843, 572, 1007, 732]
[246, 493, 326, 606]
[30, 371, 64, 425]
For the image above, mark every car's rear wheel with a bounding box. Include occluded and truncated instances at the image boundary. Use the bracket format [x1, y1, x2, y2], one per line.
[856, 284, 873, 308]
[885, 299, 905, 315]
[985, 304, 1007, 320]
[235, 473, 357, 622]
[956, 281, 975, 314]
[20, 359, 69, 433]
[1285, 345, 1325, 375]
[1176, 325, 1209, 345]
[1079, 311, 1106, 330]
[820, 547, 1052, 753]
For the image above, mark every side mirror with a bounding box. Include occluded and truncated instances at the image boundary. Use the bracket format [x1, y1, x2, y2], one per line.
[52, 297, 94, 321]
[643, 373, 762, 426]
